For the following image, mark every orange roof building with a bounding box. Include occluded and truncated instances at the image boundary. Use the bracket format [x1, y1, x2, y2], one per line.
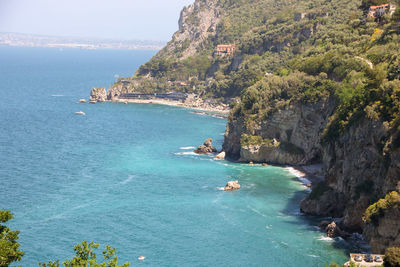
[368, 3, 396, 18]
[214, 44, 236, 57]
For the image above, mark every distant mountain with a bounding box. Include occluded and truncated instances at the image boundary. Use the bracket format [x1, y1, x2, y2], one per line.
[0, 32, 165, 50]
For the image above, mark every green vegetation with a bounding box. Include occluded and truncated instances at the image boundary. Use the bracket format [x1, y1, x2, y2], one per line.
[240, 134, 277, 147]
[384, 247, 400, 267]
[38, 241, 130, 267]
[0, 210, 24, 267]
[114, 0, 400, 148]
[365, 191, 400, 225]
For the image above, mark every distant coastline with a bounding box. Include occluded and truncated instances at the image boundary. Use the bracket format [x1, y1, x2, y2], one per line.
[0, 32, 165, 50]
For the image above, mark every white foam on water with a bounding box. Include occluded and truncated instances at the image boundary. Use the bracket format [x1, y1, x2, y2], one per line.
[317, 235, 334, 241]
[284, 166, 306, 178]
[179, 146, 196, 150]
[51, 94, 64, 97]
[265, 225, 272, 229]
[307, 254, 320, 258]
[284, 166, 312, 185]
[174, 152, 198, 155]
[217, 187, 225, 191]
[120, 175, 134, 185]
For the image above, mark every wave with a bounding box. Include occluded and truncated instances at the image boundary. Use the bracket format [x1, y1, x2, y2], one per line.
[284, 166, 312, 186]
[174, 151, 198, 155]
[179, 146, 196, 150]
[307, 254, 320, 258]
[317, 236, 333, 241]
[51, 94, 64, 97]
[284, 167, 306, 178]
[120, 175, 134, 185]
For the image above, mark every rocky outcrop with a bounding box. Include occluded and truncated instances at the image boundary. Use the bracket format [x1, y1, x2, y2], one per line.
[314, 119, 398, 231]
[240, 142, 305, 165]
[325, 221, 350, 239]
[90, 87, 107, 102]
[364, 207, 400, 253]
[223, 97, 336, 164]
[159, 0, 220, 59]
[224, 180, 240, 191]
[300, 186, 345, 218]
[194, 138, 217, 154]
[214, 151, 226, 160]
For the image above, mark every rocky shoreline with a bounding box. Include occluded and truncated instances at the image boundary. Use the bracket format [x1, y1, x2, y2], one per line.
[89, 87, 229, 114]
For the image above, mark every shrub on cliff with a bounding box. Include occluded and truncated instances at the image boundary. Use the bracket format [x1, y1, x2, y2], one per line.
[365, 191, 400, 225]
[384, 247, 400, 267]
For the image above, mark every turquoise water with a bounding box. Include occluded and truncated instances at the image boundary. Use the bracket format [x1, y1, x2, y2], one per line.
[0, 47, 350, 266]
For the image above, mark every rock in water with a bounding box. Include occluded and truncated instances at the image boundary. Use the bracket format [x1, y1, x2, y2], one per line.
[78, 99, 86, 103]
[90, 87, 107, 103]
[224, 180, 240, 191]
[214, 151, 226, 160]
[325, 221, 350, 238]
[194, 138, 217, 154]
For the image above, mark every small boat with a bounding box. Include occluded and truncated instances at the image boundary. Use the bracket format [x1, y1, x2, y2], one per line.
[78, 99, 86, 103]
[75, 111, 86, 115]
[138, 256, 145, 261]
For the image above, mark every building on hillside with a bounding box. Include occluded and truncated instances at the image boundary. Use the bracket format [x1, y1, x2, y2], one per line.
[214, 44, 236, 57]
[368, 3, 396, 18]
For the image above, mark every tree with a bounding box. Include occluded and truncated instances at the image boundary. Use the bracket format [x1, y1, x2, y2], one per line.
[38, 241, 130, 267]
[0, 210, 24, 267]
[384, 247, 400, 267]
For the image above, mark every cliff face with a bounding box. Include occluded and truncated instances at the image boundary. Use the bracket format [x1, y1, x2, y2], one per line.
[223, 97, 336, 165]
[158, 0, 220, 59]
[300, 118, 400, 234]
[364, 206, 400, 253]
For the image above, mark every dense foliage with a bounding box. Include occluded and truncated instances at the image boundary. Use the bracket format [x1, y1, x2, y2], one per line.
[0, 210, 24, 267]
[385, 247, 400, 267]
[38, 241, 130, 267]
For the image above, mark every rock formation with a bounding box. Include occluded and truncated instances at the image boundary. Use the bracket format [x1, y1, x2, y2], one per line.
[224, 180, 240, 191]
[214, 151, 226, 160]
[223, 97, 336, 164]
[90, 87, 107, 102]
[325, 221, 350, 239]
[194, 138, 217, 154]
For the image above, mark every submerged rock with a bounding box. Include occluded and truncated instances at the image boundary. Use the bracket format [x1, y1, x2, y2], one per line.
[194, 138, 217, 154]
[224, 180, 240, 191]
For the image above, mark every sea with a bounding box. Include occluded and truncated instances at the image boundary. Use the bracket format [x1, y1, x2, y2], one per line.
[0, 46, 350, 266]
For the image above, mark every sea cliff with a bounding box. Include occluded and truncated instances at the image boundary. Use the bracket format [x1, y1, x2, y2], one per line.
[97, 0, 400, 254]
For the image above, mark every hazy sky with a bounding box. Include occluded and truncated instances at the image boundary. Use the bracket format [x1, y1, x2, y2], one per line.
[0, 0, 194, 41]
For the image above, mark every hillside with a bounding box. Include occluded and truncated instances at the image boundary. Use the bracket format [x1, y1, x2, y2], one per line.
[109, 0, 400, 254]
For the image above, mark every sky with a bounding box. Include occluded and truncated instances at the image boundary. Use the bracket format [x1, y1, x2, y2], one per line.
[0, 0, 194, 41]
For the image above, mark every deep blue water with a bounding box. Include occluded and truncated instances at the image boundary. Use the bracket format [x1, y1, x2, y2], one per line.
[0, 47, 349, 266]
